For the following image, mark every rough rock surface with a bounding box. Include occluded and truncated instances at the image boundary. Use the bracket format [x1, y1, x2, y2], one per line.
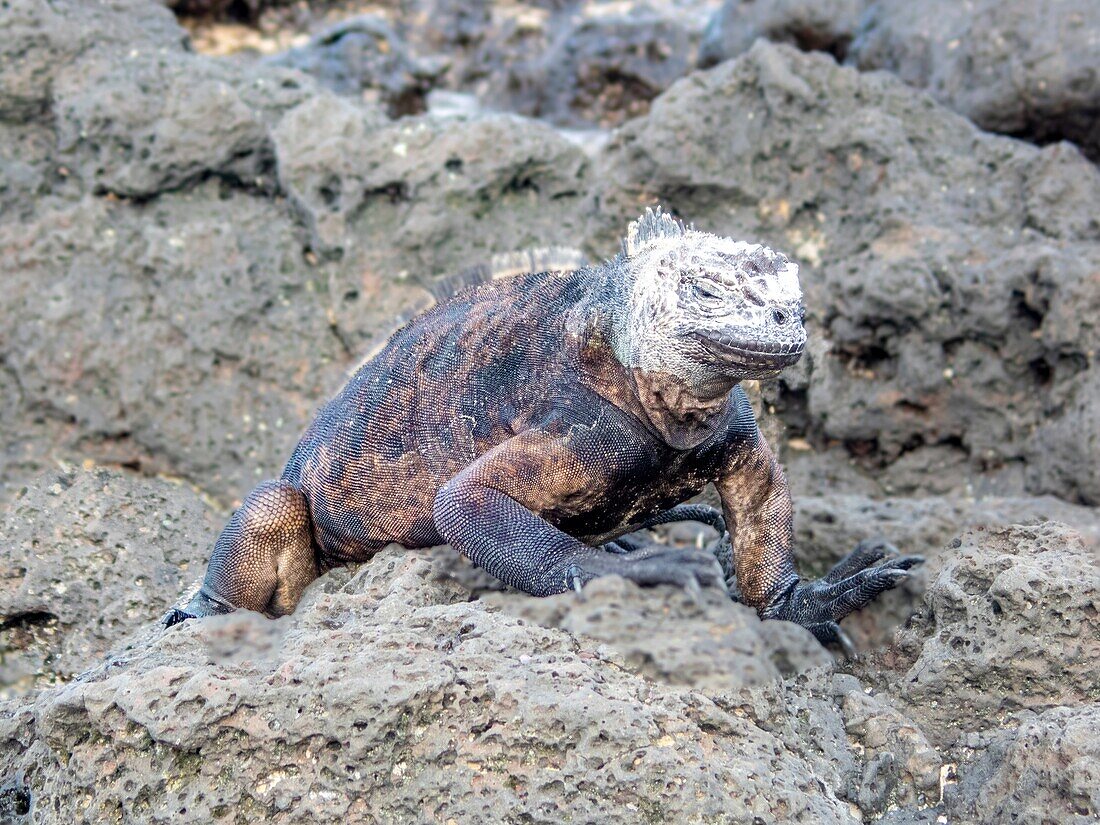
[945, 704, 1100, 824]
[1, 548, 859, 825]
[595, 41, 1100, 504]
[272, 104, 591, 260]
[0, 473, 1093, 823]
[793, 493, 1100, 650]
[850, 0, 1100, 161]
[266, 16, 448, 118]
[492, 576, 833, 688]
[696, 0, 1100, 161]
[0, 0, 185, 122]
[2, 474, 1096, 823]
[889, 523, 1099, 737]
[699, 0, 867, 66]
[0, 469, 214, 699]
[491, 8, 697, 129]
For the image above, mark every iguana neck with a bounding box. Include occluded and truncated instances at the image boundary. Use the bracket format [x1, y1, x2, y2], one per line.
[571, 310, 735, 450]
[629, 366, 734, 449]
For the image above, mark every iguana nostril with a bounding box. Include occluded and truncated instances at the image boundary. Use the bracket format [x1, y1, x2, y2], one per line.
[772, 308, 788, 325]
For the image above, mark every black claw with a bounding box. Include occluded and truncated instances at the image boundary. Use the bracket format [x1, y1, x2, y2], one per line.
[766, 539, 921, 648]
[566, 564, 586, 599]
[162, 607, 195, 628]
[806, 621, 857, 658]
[888, 555, 924, 571]
[836, 625, 857, 659]
[600, 533, 648, 555]
[566, 545, 727, 596]
[825, 539, 894, 582]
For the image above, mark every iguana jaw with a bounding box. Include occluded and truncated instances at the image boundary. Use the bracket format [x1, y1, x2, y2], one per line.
[688, 331, 805, 375]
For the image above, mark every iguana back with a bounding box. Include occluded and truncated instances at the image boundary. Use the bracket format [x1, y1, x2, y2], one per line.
[283, 267, 595, 561]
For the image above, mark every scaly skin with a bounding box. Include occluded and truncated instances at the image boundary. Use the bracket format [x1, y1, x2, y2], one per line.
[167, 209, 920, 652]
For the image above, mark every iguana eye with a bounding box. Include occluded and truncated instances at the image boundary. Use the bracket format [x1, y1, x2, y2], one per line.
[691, 282, 721, 301]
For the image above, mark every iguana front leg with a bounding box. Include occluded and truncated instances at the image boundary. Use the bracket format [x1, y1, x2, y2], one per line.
[716, 432, 921, 651]
[433, 429, 726, 596]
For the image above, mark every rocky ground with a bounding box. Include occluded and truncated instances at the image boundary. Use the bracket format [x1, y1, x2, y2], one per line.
[1, 0, 1098, 823]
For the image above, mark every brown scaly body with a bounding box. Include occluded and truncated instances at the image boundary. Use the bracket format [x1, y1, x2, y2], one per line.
[170, 210, 919, 652]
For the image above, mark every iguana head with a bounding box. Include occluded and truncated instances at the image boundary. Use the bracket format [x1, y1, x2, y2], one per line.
[613, 208, 806, 396]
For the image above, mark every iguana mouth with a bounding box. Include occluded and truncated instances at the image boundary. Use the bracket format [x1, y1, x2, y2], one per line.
[691, 332, 804, 369]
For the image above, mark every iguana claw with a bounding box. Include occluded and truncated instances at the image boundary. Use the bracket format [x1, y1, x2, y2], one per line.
[804, 620, 857, 659]
[162, 607, 195, 628]
[764, 540, 923, 654]
[566, 544, 728, 598]
[567, 564, 586, 598]
[162, 587, 236, 627]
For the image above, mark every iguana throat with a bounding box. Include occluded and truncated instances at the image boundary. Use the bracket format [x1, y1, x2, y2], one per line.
[630, 367, 735, 449]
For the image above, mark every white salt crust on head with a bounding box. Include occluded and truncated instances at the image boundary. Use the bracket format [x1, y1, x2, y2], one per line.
[612, 212, 804, 385]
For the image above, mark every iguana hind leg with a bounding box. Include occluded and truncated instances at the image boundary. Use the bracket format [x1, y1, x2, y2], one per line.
[168, 480, 318, 624]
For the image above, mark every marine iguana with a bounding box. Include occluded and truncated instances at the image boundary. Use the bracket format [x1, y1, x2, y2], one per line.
[166, 208, 920, 651]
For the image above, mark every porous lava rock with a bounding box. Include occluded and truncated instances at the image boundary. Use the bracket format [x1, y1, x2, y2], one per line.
[595, 41, 1100, 504]
[0, 468, 214, 699]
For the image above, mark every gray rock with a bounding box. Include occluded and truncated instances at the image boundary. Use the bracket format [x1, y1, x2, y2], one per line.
[0, 779, 32, 825]
[273, 104, 593, 264]
[840, 689, 941, 812]
[0, 545, 860, 824]
[1027, 366, 1100, 509]
[850, 0, 1100, 161]
[595, 41, 1100, 503]
[753, 668, 942, 820]
[0, 120, 57, 222]
[0, 468, 214, 699]
[946, 704, 1100, 824]
[490, 575, 832, 691]
[496, 8, 696, 129]
[266, 16, 449, 118]
[270, 93, 391, 251]
[792, 492, 1100, 650]
[892, 523, 1099, 740]
[699, 0, 868, 66]
[695, 1, 1100, 161]
[9, 471, 1095, 825]
[0, 186, 367, 505]
[0, 0, 185, 122]
[53, 53, 279, 199]
[397, 0, 492, 55]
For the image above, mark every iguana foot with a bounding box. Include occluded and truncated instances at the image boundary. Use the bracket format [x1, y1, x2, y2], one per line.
[162, 608, 194, 628]
[161, 588, 236, 627]
[567, 544, 728, 598]
[600, 535, 647, 555]
[599, 504, 727, 556]
[763, 540, 923, 655]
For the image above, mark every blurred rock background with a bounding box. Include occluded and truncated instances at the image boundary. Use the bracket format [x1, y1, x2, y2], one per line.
[0, 0, 1097, 822]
